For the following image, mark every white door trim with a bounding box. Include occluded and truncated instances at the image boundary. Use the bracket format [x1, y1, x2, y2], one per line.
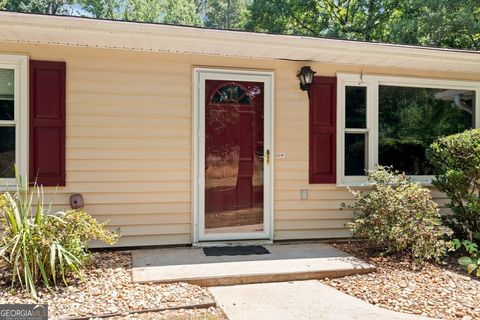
[192, 68, 274, 243]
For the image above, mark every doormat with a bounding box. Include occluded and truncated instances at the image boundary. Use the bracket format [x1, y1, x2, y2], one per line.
[203, 245, 271, 256]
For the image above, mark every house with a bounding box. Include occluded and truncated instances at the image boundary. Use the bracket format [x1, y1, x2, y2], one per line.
[0, 11, 479, 247]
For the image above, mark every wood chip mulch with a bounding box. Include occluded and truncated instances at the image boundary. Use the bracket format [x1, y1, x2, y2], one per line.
[0, 251, 226, 320]
[322, 242, 480, 320]
[98, 307, 226, 320]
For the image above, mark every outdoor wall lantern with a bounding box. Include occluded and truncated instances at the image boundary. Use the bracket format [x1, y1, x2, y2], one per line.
[297, 66, 316, 91]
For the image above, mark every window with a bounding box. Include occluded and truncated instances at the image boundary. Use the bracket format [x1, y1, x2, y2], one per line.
[344, 85, 369, 177]
[0, 55, 28, 187]
[378, 86, 473, 175]
[338, 73, 480, 186]
[0, 69, 15, 178]
[212, 84, 250, 104]
[211, 83, 263, 105]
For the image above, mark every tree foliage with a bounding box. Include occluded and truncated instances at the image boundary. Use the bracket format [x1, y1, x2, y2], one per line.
[384, 0, 480, 50]
[0, 0, 8, 10]
[164, 0, 201, 26]
[247, 0, 402, 40]
[247, 0, 479, 50]
[80, 0, 122, 19]
[3, 0, 75, 14]
[200, 0, 250, 29]
[123, 0, 163, 23]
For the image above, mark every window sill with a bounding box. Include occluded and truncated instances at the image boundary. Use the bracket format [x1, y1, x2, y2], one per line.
[0, 179, 19, 192]
[337, 175, 434, 188]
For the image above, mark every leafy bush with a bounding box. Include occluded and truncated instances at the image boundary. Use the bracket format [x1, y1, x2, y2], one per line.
[0, 174, 119, 297]
[450, 239, 480, 278]
[344, 166, 452, 264]
[426, 128, 480, 241]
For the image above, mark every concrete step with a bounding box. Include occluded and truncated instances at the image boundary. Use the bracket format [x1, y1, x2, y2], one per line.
[131, 242, 375, 286]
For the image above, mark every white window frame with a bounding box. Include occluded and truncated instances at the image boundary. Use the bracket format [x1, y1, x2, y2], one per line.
[337, 73, 480, 187]
[0, 54, 28, 189]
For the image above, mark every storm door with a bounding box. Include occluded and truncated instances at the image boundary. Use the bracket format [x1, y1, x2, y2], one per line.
[195, 70, 272, 242]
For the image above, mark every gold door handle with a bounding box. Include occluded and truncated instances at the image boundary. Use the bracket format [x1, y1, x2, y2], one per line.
[265, 149, 270, 165]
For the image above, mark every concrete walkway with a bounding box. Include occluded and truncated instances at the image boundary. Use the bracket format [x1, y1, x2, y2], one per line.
[131, 243, 375, 285]
[210, 280, 434, 320]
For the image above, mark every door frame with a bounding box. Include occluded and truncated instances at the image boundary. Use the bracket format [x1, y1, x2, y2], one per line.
[192, 67, 274, 243]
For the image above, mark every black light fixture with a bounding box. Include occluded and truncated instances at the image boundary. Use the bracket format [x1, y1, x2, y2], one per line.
[297, 66, 316, 91]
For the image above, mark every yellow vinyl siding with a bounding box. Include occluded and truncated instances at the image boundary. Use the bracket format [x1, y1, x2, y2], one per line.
[0, 42, 478, 246]
[1, 44, 194, 246]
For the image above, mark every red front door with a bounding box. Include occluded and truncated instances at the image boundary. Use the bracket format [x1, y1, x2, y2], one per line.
[204, 80, 265, 234]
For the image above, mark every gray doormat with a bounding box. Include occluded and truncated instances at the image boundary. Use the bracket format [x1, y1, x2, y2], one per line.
[203, 245, 271, 256]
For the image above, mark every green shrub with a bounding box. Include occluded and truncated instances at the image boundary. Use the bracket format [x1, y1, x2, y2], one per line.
[426, 128, 480, 241]
[0, 173, 119, 297]
[344, 166, 452, 264]
[450, 239, 480, 278]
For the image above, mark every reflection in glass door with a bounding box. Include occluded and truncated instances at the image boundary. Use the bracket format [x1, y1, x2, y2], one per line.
[204, 80, 265, 235]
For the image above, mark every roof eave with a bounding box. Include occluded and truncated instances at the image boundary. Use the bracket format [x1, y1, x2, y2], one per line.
[0, 11, 479, 74]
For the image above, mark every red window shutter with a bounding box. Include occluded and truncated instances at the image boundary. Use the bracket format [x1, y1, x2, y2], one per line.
[29, 60, 66, 186]
[309, 76, 336, 184]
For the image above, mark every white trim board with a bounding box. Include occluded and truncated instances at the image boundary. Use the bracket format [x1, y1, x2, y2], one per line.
[192, 68, 274, 243]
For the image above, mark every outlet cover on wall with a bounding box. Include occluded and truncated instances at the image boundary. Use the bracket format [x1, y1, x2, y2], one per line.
[300, 189, 308, 200]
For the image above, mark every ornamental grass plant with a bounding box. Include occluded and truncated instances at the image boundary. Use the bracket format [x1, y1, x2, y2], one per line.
[0, 171, 119, 297]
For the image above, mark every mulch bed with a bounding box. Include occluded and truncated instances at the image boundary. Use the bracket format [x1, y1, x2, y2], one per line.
[99, 307, 226, 320]
[322, 242, 480, 320]
[0, 252, 225, 320]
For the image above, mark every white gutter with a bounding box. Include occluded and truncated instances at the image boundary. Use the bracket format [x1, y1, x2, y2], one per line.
[0, 11, 479, 74]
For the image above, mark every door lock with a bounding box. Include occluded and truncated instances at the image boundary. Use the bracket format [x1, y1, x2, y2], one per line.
[265, 149, 270, 164]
